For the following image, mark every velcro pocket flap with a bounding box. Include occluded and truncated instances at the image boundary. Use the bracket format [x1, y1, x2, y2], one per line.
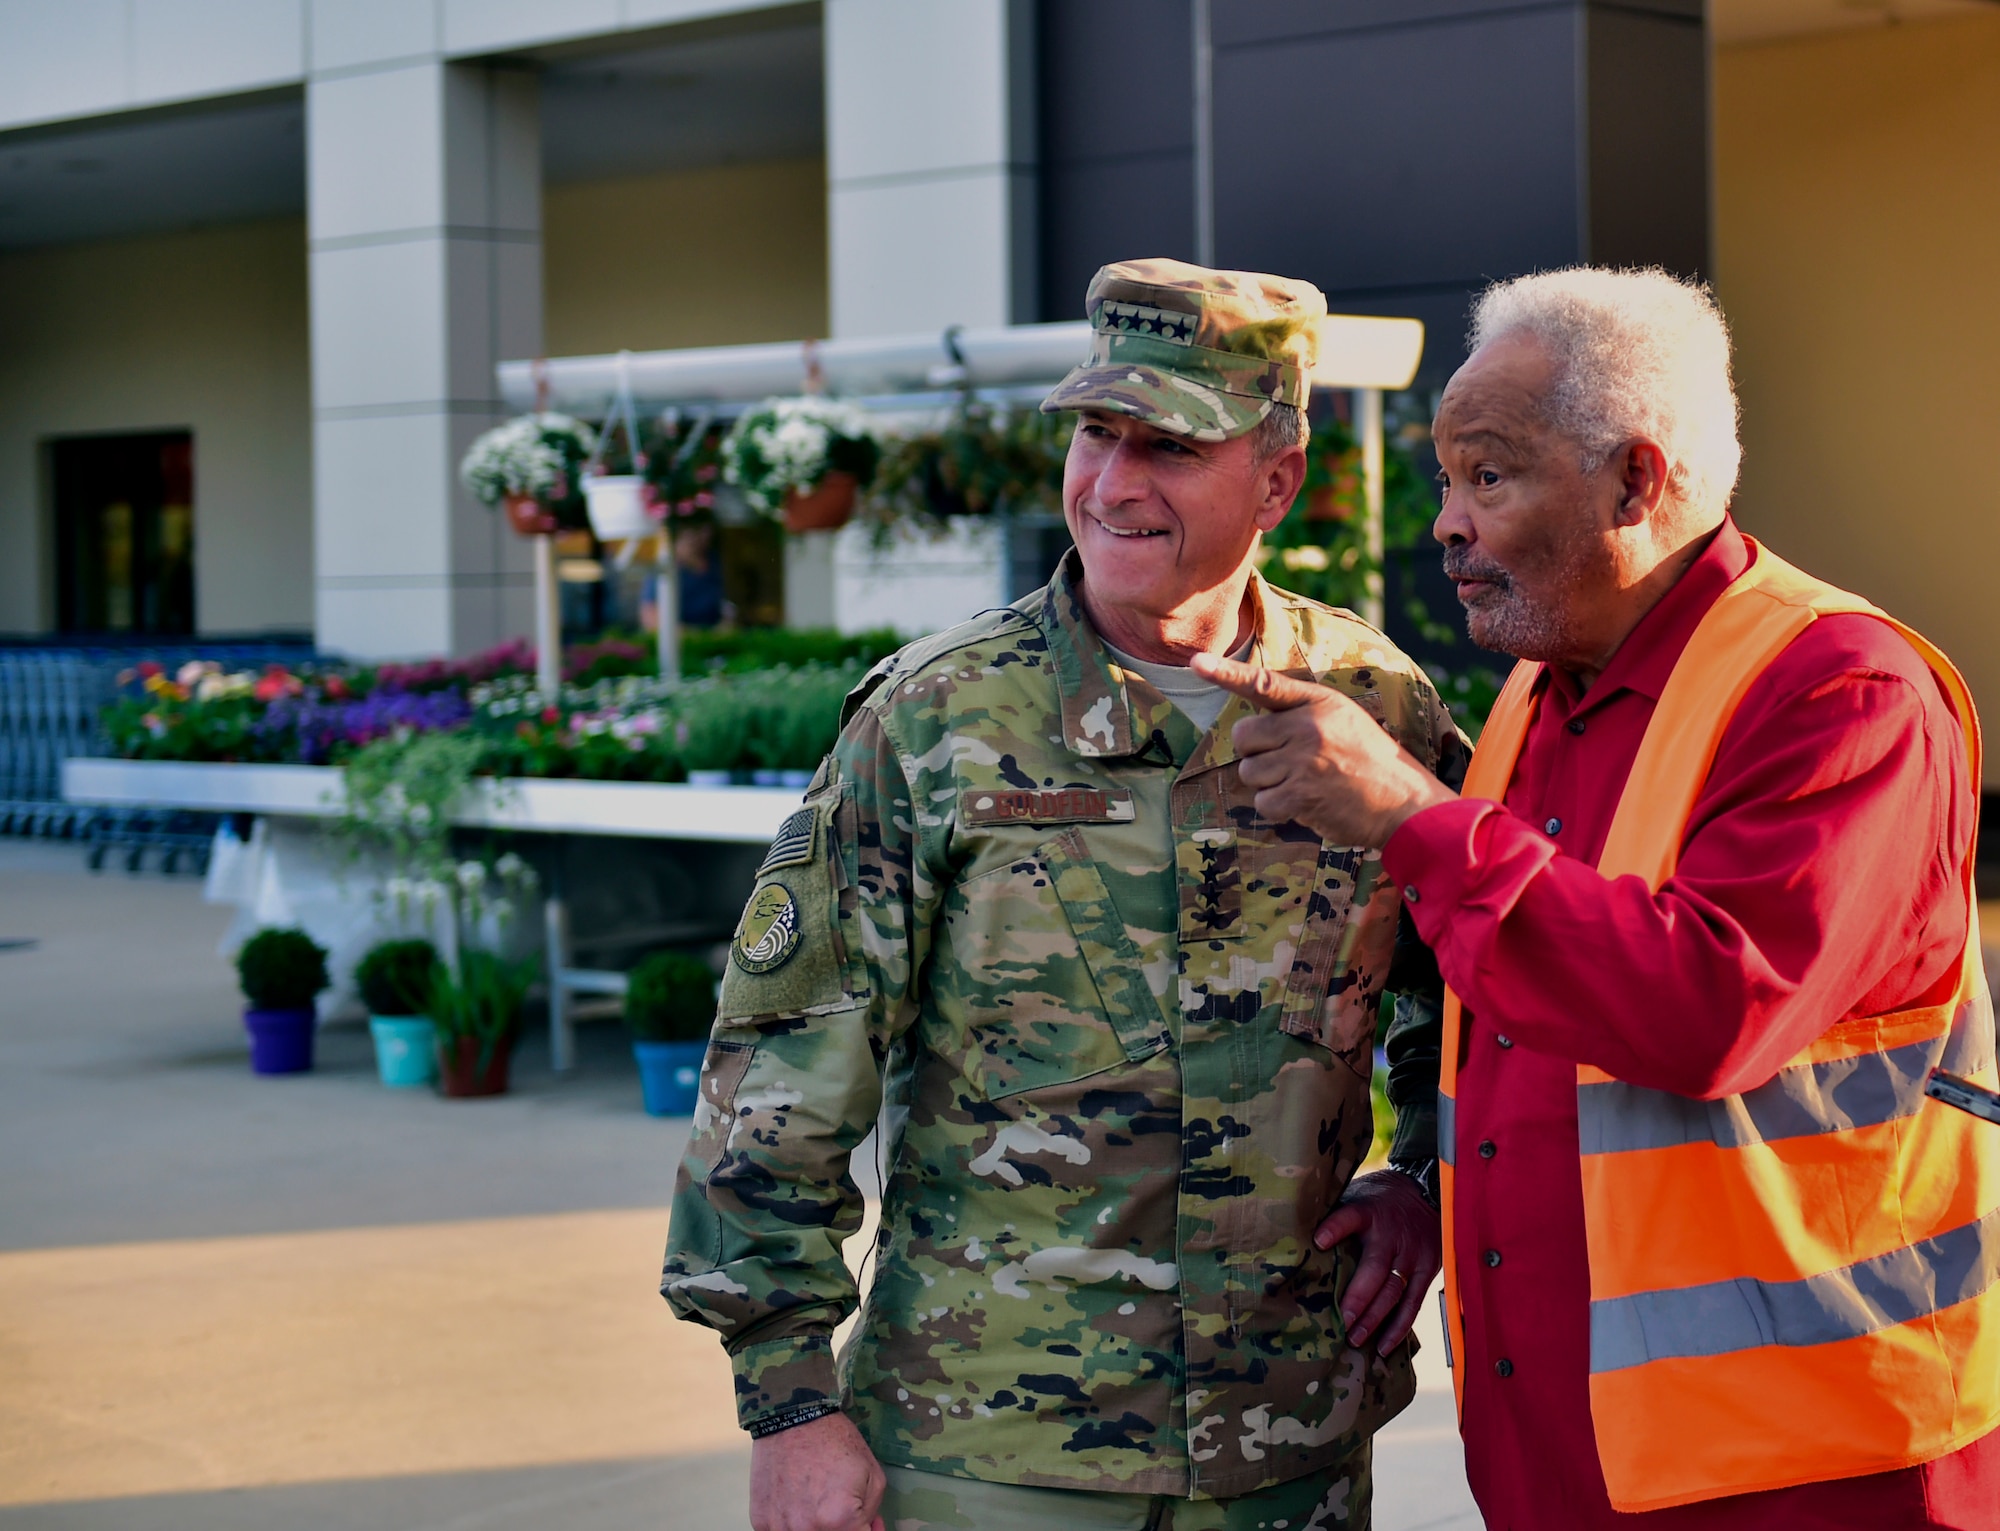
[1043, 828, 1173, 1063]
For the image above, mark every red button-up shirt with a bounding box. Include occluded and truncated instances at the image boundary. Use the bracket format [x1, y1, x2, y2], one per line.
[1383, 522, 1998, 1528]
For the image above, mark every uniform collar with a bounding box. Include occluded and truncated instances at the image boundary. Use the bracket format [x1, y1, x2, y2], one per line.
[1542, 517, 1751, 711]
[1032, 550, 1315, 767]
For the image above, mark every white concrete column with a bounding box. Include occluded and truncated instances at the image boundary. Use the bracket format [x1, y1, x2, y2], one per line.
[819, 0, 1037, 633]
[308, 54, 542, 660]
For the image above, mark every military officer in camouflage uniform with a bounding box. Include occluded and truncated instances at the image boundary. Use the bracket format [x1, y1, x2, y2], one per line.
[662, 259, 1464, 1531]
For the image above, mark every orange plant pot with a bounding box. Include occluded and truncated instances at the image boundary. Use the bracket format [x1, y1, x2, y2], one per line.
[504, 493, 560, 537]
[782, 471, 858, 534]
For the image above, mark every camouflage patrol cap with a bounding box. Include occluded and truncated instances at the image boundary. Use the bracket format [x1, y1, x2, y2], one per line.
[1041, 257, 1326, 441]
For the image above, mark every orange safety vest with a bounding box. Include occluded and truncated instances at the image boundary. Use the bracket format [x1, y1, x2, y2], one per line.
[1437, 539, 2000, 1512]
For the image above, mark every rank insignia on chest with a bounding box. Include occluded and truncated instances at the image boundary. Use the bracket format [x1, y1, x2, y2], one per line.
[733, 882, 802, 973]
[961, 786, 1137, 825]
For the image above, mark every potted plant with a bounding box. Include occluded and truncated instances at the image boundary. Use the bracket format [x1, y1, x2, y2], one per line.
[723, 396, 880, 534]
[425, 949, 536, 1098]
[356, 938, 444, 1089]
[624, 950, 717, 1115]
[459, 413, 597, 535]
[236, 927, 329, 1075]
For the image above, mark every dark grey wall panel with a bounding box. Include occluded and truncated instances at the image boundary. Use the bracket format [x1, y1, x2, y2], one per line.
[1211, 7, 1583, 302]
[1585, 5, 1708, 277]
[1036, 0, 1196, 319]
[1037, 0, 1711, 352]
[1213, 0, 1697, 47]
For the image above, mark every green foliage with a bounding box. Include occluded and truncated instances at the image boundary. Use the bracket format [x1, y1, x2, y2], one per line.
[236, 927, 330, 1010]
[624, 950, 718, 1042]
[862, 398, 1069, 540]
[338, 729, 493, 881]
[101, 689, 271, 762]
[680, 626, 902, 676]
[422, 949, 536, 1068]
[1425, 662, 1507, 739]
[355, 938, 443, 1017]
[1259, 413, 1447, 642]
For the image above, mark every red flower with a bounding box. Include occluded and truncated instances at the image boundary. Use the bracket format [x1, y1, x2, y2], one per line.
[323, 674, 352, 700]
[137, 661, 164, 679]
[541, 706, 561, 725]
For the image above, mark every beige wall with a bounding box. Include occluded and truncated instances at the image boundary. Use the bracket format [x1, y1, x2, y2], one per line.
[0, 217, 312, 635]
[1715, 15, 2000, 775]
[543, 156, 828, 357]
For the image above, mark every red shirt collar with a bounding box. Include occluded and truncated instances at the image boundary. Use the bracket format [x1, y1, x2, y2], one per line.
[1542, 517, 1751, 710]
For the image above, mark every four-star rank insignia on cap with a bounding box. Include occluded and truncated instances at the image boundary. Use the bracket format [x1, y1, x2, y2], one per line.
[733, 882, 801, 974]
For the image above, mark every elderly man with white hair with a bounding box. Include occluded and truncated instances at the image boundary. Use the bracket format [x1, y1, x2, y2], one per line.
[1197, 267, 2000, 1527]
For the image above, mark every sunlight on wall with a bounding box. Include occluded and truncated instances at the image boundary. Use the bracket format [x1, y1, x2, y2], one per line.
[544, 157, 828, 358]
[1715, 13, 2000, 774]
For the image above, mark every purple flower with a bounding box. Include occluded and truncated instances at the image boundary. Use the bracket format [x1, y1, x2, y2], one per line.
[259, 688, 472, 764]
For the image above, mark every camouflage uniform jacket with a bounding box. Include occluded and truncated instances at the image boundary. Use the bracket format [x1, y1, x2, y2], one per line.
[661, 556, 1467, 1499]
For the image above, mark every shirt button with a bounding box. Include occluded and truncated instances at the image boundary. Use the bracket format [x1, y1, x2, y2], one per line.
[1403, 885, 1419, 904]
[1567, 719, 1586, 736]
[1484, 1249, 1502, 1268]
[1496, 1034, 1514, 1049]
[1495, 1358, 1515, 1378]
[1478, 1139, 1497, 1160]
[1544, 817, 1562, 835]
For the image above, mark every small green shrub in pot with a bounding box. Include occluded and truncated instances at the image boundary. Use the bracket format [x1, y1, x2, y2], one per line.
[626, 950, 717, 1115]
[355, 939, 443, 1017]
[235, 927, 329, 1076]
[358, 938, 445, 1089]
[624, 951, 718, 1042]
[236, 928, 330, 1011]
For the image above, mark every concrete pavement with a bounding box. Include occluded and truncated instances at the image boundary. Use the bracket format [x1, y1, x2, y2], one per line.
[0, 839, 1477, 1529]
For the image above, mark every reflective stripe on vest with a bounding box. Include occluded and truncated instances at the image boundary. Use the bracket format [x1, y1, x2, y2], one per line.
[1436, 538, 2000, 1512]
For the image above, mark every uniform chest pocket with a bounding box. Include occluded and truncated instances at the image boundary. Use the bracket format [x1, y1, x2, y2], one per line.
[939, 828, 1171, 1100]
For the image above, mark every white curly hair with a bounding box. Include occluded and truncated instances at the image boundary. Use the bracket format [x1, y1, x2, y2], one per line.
[1468, 267, 1742, 524]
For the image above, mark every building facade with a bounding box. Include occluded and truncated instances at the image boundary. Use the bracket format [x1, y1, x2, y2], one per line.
[1, 0, 1995, 767]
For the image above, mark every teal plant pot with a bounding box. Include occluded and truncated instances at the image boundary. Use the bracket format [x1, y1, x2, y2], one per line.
[369, 1015, 437, 1088]
[633, 1039, 706, 1116]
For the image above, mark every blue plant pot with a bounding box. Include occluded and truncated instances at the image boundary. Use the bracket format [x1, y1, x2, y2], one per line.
[633, 1039, 707, 1116]
[244, 1007, 315, 1075]
[369, 1015, 437, 1088]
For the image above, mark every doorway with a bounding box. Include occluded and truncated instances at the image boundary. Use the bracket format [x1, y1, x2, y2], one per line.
[52, 432, 195, 635]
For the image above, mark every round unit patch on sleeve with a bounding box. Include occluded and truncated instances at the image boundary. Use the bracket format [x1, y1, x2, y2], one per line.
[733, 882, 802, 974]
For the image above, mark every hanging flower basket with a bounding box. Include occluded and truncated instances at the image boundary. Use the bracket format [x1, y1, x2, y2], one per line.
[460, 413, 597, 533]
[584, 474, 653, 540]
[782, 470, 859, 534]
[723, 396, 880, 532]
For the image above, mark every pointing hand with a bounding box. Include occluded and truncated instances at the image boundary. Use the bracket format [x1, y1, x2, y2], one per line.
[1189, 653, 1456, 847]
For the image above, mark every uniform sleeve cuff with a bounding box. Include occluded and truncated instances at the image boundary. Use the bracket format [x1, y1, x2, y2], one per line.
[1388, 1103, 1438, 1167]
[730, 1330, 842, 1432]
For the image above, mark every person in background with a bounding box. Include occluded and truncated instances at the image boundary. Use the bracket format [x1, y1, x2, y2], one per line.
[1193, 266, 2000, 1527]
[660, 259, 1467, 1531]
[674, 521, 728, 629]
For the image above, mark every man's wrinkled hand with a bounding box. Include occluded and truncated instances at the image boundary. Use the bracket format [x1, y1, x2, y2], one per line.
[1316, 1169, 1442, 1355]
[1188, 654, 1455, 848]
[749, 1411, 887, 1531]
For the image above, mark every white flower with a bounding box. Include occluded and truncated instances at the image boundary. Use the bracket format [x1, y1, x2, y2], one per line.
[723, 396, 876, 512]
[456, 861, 487, 892]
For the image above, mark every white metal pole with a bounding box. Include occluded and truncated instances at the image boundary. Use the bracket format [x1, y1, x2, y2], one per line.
[655, 538, 681, 683]
[1192, 0, 1215, 267]
[1357, 386, 1385, 630]
[532, 531, 562, 697]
